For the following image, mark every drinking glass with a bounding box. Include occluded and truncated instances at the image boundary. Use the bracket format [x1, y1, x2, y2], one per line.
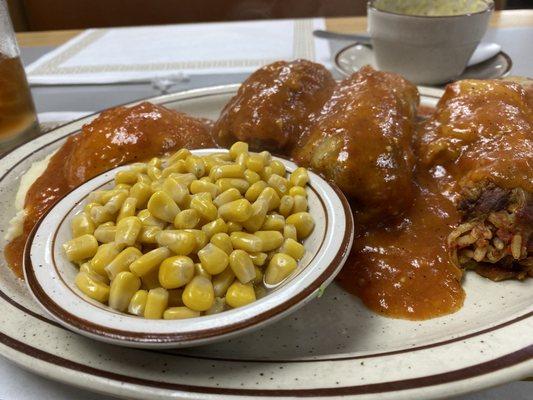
[0, 0, 39, 152]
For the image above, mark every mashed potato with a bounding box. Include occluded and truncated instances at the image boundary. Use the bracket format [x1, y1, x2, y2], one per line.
[5, 150, 57, 241]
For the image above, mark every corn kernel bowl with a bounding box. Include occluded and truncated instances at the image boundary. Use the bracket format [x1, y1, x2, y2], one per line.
[24, 148, 353, 348]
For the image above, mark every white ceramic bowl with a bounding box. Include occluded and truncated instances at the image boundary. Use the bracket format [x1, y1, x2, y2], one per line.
[23, 148, 354, 348]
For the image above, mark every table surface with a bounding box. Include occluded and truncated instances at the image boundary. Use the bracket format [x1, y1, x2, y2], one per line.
[5, 9, 533, 400]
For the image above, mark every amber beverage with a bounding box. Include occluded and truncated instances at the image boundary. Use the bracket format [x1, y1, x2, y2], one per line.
[0, 53, 38, 147]
[0, 0, 39, 151]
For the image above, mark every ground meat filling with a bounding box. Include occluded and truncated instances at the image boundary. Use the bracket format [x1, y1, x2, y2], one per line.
[448, 185, 532, 281]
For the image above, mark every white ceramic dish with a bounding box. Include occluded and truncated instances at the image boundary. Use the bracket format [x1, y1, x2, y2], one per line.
[24, 150, 353, 348]
[334, 43, 512, 83]
[0, 84, 530, 399]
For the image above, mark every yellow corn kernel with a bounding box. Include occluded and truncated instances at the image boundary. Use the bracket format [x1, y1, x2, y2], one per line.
[105, 247, 143, 280]
[96, 189, 123, 205]
[245, 180, 268, 202]
[286, 212, 314, 239]
[156, 230, 196, 255]
[90, 242, 121, 276]
[167, 288, 185, 306]
[147, 191, 180, 223]
[254, 231, 284, 252]
[179, 193, 192, 209]
[270, 160, 286, 176]
[268, 174, 289, 197]
[202, 218, 228, 238]
[246, 154, 264, 172]
[148, 157, 162, 168]
[162, 160, 188, 177]
[167, 172, 196, 187]
[182, 276, 214, 311]
[214, 188, 242, 207]
[89, 205, 114, 225]
[262, 214, 285, 231]
[136, 173, 151, 185]
[236, 152, 249, 169]
[115, 170, 139, 185]
[205, 297, 226, 315]
[190, 180, 219, 198]
[190, 193, 218, 221]
[79, 262, 109, 283]
[212, 267, 235, 297]
[84, 202, 100, 215]
[185, 155, 206, 177]
[194, 263, 212, 279]
[159, 256, 195, 289]
[290, 167, 309, 186]
[210, 164, 245, 181]
[244, 169, 261, 185]
[279, 238, 305, 260]
[229, 250, 256, 284]
[265, 253, 297, 285]
[279, 195, 294, 217]
[115, 216, 142, 247]
[140, 268, 160, 290]
[129, 247, 171, 277]
[198, 243, 229, 275]
[210, 233, 233, 255]
[71, 212, 95, 238]
[204, 156, 231, 174]
[128, 289, 148, 316]
[225, 282, 256, 308]
[150, 180, 163, 193]
[200, 176, 214, 183]
[105, 191, 128, 214]
[138, 209, 166, 228]
[241, 199, 268, 232]
[230, 232, 263, 253]
[138, 226, 161, 244]
[292, 195, 308, 213]
[229, 141, 249, 159]
[147, 165, 162, 181]
[93, 223, 117, 243]
[174, 209, 200, 229]
[283, 224, 298, 240]
[261, 166, 273, 182]
[257, 187, 280, 211]
[249, 252, 268, 266]
[75, 271, 110, 303]
[115, 183, 131, 192]
[253, 266, 264, 285]
[258, 150, 272, 164]
[227, 221, 243, 233]
[167, 148, 191, 164]
[129, 182, 152, 209]
[289, 185, 307, 198]
[182, 229, 208, 252]
[144, 287, 169, 319]
[216, 178, 249, 194]
[218, 199, 253, 223]
[162, 176, 188, 203]
[108, 271, 141, 312]
[63, 234, 98, 262]
[164, 306, 200, 320]
[117, 197, 137, 221]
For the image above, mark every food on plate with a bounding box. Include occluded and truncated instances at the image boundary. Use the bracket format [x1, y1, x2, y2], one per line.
[213, 59, 335, 153]
[418, 80, 533, 281]
[5, 102, 215, 277]
[293, 66, 419, 222]
[63, 143, 313, 318]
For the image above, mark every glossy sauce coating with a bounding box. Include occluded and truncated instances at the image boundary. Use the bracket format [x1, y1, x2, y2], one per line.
[294, 66, 419, 222]
[213, 59, 335, 152]
[5, 102, 214, 276]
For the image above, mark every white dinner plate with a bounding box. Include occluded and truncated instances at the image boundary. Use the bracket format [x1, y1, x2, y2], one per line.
[0, 84, 531, 400]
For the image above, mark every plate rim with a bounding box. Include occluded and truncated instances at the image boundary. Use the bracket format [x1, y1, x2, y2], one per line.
[0, 84, 531, 399]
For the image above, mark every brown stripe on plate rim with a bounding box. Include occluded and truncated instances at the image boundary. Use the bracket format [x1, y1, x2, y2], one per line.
[0, 329, 531, 396]
[25, 175, 353, 344]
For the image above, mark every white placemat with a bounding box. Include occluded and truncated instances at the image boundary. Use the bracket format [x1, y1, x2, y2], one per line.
[26, 19, 330, 85]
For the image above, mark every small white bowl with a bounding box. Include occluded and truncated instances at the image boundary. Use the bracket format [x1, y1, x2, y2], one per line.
[24, 149, 353, 348]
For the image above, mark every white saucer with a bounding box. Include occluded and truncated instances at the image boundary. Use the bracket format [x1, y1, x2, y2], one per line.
[335, 43, 512, 84]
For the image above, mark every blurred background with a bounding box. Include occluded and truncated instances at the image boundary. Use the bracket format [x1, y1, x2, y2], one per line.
[6, 0, 532, 31]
